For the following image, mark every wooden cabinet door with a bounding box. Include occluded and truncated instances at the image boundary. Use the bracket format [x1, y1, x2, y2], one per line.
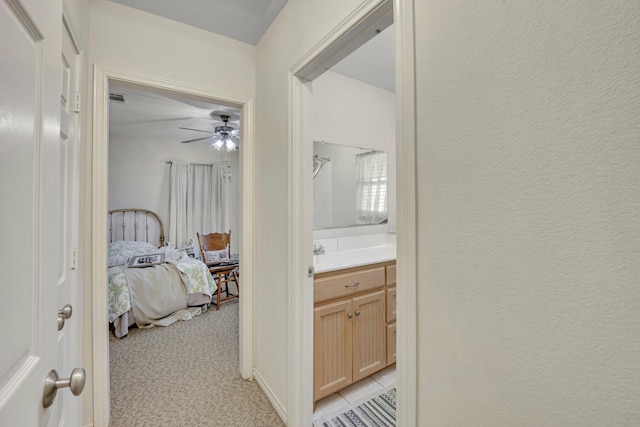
[386, 322, 396, 365]
[386, 286, 397, 323]
[314, 299, 353, 401]
[352, 290, 387, 381]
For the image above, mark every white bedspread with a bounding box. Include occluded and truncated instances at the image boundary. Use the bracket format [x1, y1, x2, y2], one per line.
[124, 263, 188, 326]
[108, 242, 215, 336]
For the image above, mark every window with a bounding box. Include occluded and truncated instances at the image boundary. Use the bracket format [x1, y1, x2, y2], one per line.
[355, 151, 387, 224]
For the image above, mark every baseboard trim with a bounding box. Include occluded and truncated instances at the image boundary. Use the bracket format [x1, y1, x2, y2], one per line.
[253, 368, 287, 425]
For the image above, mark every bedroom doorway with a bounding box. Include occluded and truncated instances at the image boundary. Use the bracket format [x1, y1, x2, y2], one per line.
[92, 69, 256, 425]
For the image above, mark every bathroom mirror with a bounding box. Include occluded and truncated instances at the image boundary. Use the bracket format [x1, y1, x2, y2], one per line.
[313, 141, 388, 229]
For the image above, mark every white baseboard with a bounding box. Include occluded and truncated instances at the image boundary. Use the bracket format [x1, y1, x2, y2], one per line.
[253, 368, 287, 425]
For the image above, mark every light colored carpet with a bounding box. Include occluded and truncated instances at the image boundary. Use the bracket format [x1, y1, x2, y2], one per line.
[314, 386, 396, 427]
[109, 299, 284, 427]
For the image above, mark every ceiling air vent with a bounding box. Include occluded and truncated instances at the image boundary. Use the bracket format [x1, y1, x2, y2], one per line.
[109, 92, 127, 103]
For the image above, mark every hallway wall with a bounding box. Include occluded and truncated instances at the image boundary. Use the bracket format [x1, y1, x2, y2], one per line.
[254, 0, 369, 418]
[414, 2, 640, 425]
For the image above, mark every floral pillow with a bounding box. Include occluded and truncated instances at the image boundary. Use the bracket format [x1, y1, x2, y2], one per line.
[205, 249, 229, 264]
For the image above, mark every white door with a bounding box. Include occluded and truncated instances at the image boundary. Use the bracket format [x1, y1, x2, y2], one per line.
[58, 13, 82, 427]
[0, 0, 83, 425]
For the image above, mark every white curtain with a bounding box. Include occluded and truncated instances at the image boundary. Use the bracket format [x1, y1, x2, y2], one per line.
[168, 162, 229, 247]
[355, 151, 388, 225]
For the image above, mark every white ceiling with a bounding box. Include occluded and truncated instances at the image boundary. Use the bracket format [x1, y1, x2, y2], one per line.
[107, 1, 394, 143]
[110, 0, 288, 45]
[108, 0, 394, 92]
[109, 81, 240, 144]
[331, 24, 395, 93]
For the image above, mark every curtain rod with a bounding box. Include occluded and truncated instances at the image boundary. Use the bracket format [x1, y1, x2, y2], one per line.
[356, 150, 382, 157]
[165, 161, 218, 167]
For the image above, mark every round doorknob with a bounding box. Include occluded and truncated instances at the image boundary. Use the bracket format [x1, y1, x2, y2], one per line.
[42, 368, 86, 408]
[67, 368, 86, 395]
[59, 304, 73, 319]
[57, 304, 73, 331]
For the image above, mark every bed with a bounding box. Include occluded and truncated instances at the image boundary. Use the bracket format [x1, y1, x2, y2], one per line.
[108, 209, 215, 338]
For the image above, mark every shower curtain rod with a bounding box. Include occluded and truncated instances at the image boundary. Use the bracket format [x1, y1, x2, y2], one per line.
[165, 161, 219, 167]
[355, 150, 381, 157]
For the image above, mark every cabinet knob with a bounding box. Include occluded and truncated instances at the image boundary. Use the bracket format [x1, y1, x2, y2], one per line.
[355, 310, 361, 316]
[347, 312, 353, 318]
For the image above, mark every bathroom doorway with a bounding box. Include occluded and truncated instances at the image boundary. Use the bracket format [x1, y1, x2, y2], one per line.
[287, 0, 418, 424]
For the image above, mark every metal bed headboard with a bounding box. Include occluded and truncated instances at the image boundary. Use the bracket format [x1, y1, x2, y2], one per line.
[108, 209, 165, 247]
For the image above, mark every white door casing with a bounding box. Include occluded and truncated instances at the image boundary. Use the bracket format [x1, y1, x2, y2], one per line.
[287, 0, 417, 425]
[288, 0, 393, 424]
[91, 66, 255, 426]
[0, 0, 83, 425]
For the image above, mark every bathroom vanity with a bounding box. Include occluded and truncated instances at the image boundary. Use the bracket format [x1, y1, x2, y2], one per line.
[312, 123, 397, 402]
[313, 259, 396, 402]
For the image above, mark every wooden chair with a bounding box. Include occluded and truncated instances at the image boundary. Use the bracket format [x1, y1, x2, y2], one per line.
[196, 231, 239, 310]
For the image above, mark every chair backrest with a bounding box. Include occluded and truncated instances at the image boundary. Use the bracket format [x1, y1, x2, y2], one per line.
[197, 231, 231, 263]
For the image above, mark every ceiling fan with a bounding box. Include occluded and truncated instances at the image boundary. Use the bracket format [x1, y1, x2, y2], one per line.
[179, 113, 239, 151]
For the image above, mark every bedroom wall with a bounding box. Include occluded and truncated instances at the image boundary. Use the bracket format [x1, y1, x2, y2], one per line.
[414, 1, 640, 425]
[89, 1, 254, 249]
[254, 0, 372, 418]
[108, 135, 240, 251]
[313, 70, 396, 232]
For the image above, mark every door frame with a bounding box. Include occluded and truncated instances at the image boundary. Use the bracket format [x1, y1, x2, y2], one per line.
[91, 65, 255, 425]
[62, 4, 84, 426]
[287, 0, 417, 425]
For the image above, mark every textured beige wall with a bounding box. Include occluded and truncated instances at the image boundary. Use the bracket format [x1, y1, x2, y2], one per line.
[254, 0, 365, 416]
[415, 2, 640, 425]
[89, 0, 255, 99]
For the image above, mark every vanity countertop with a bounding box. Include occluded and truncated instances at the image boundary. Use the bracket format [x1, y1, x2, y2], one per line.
[313, 244, 396, 274]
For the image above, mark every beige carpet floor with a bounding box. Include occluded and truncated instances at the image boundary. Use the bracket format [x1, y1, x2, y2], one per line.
[109, 299, 284, 427]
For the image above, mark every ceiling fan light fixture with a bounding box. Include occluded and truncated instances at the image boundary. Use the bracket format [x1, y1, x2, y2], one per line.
[181, 113, 240, 152]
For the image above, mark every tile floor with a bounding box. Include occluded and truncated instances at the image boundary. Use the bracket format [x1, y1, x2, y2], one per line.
[313, 365, 396, 422]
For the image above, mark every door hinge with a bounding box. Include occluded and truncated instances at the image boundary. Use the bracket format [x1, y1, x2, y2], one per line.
[74, 92, 81, 113]
[71, 248, 78, 270]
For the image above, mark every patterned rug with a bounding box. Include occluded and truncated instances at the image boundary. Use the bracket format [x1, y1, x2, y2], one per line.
[315, 386, 396, 427]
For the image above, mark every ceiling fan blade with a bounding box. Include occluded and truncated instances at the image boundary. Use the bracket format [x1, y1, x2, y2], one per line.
[179, 126, 214, 134]
[181, 136, 214, 143]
